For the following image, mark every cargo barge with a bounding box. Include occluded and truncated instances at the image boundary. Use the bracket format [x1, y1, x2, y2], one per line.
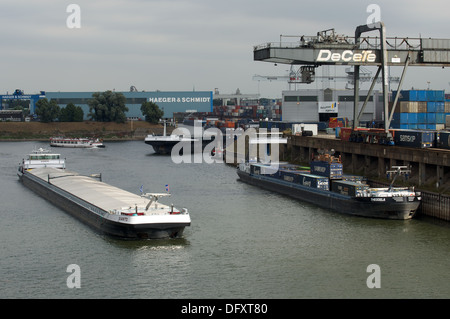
[144, 120, 211, 155]
[17, 148, 190, 239]
[237, 152, 421, 220]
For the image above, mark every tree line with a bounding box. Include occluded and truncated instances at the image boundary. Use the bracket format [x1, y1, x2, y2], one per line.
[35, 90, 164, 123]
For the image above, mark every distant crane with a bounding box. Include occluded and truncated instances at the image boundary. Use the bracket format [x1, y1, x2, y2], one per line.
[253, 65, 400, 90]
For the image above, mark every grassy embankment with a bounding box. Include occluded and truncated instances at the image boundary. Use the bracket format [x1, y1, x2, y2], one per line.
[0, 121, 174, 141]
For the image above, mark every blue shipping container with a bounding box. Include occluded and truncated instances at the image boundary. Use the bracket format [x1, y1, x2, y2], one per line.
[342, 174, 367, 183]
[393, 130, 435, 148]
[331, 180, 369, 197]
[436, 113, 445, 124]
[310, 161, 343, 179]
[436, 131, 450, 149]
[418, 124, 427, 129]
[427, 113, 436, 123]
[251, 164, 281, 177]
[427, 124, 437, 130]
[417, 90, 428, 101]
[279, 170, 304, 183]
[417, 113, 427, 123]
[435, 90, 445, 101]
[427, 102, 436, 113]
[427, 90, 436, 101]
[298, 173, 329, 190]
[408, 113, 418, 124]
[436, 102, 445, 112]
[393, 90, 428, 101]
[390, 122, 399, 129]
[400, 113, 409, 123]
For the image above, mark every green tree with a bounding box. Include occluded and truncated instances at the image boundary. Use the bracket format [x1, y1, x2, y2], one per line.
[73, 106, 84, 122]
[35, 98, 60, 123]
[140, 101, 164, 123]
[87, 90, 128, 123]
[13, 105, 30, 118]
[60, 103, 84, 122]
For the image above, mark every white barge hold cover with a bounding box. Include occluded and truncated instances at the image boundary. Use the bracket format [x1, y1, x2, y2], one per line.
[24, 167, 191, 238]
[19, 149, 190, 238]
[30, 167, 151, 211]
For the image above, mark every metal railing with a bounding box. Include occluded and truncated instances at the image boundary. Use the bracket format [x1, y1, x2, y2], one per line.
[370, 179, 450, 221]
[254, 36, 423, 51]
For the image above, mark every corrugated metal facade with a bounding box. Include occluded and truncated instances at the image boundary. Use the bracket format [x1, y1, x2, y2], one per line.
[281, 89, 378, 122]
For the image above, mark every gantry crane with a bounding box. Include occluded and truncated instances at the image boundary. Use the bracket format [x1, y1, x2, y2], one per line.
[253, 24, 450, 136]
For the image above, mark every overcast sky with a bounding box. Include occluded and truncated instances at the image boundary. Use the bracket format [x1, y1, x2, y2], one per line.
[1, 0, 449, 98]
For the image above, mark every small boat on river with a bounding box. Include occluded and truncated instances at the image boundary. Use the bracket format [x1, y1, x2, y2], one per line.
[50, 136, 105, 148]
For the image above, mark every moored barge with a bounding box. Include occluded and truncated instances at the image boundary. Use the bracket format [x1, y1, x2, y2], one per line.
[237, 151, 421, 220]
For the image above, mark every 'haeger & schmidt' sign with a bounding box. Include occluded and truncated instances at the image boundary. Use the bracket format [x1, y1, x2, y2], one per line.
[315, 49, 379, 64]
[148, 96, 211, 103]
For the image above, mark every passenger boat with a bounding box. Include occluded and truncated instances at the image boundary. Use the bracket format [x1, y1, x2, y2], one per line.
[17, 148, 190, 239]
[50, 136, 105, 148]
[237, 151, 421, 220]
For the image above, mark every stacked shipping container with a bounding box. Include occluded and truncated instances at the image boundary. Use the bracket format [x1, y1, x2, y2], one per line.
[213, 104, 282, 120]
[390, 90, 449, 130]
[310, 161, 343, 180]
[249, 162, 376, 197]
[250, 163, 330, 190]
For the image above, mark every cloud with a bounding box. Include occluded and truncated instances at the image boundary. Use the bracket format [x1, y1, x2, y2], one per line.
[0, 0, 449, 96]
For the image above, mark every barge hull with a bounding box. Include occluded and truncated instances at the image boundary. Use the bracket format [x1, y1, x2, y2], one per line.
[145, 141, 178, 155]
[19, 171, 188, 239]
[237, 170, 419, 220]
[145, 139, 211, 155]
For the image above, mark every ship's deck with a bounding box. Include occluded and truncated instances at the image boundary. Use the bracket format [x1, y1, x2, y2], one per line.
[27, 167, 154, 212]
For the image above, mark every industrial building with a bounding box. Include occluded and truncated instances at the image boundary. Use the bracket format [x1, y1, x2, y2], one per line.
[45, 91, 213, 120]
[0, 90, 213, 120]
[281, 88, 382, 124]
[0, 110, 23, 122]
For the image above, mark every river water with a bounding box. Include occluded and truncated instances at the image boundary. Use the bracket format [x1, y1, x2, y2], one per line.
[0, 140, 449, 299]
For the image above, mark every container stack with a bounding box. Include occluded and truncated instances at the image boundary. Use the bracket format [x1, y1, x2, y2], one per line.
[310, 161, 343, 180]
[331, 180, 370, 197]
[328, 117, 348, 128]
[249, 160, 379, 197]
[436, 131, 450, 150]
[249, 163, 330, 190]
[392, 130, 435, 148]
[390, 90, 449, 130]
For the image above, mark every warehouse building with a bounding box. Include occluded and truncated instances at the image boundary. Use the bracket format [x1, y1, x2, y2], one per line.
[44, 91, 213, 120]
[281, 88, 383, 125]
